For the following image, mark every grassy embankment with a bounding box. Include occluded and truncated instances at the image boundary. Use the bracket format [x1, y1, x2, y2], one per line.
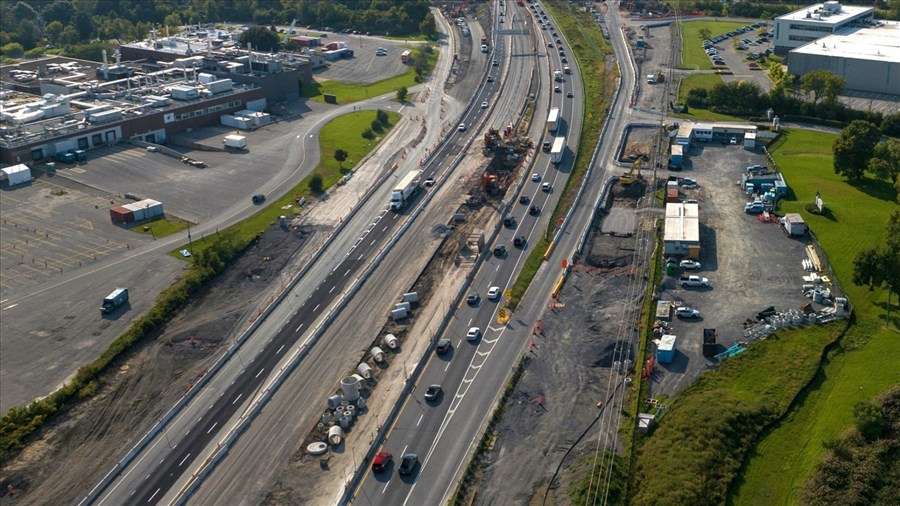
[0, 110, 400, 462]
[301, 48, 437, 104]
[131, 216, 193, 238]
[730, 129, 900, 504]
[508, 0, 615, 308]
[180, 109, 400, 257]
[629, 128, 899, 505]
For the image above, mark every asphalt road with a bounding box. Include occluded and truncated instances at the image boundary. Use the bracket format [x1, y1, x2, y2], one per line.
[352, 0, 592, 503]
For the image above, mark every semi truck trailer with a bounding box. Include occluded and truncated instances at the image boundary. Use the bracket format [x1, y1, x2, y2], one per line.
[546, 107, 560, 133]
[390, 170, 421, 211]
[550, 136, 566, 164]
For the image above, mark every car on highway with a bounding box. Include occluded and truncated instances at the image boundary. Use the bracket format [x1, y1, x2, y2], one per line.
[458, 123, 466, 131]
[424, 177, 435, 187]
[532, 173, 541, 182]
[680, 259, 701, 270]
[547, 42, 553, 48]
[493, 244, 507, 257]
[252, 193, 266, 204]
[372, 450, 392, 472]
[529, 204, 541, 216]
[513, 235, 526, 248]
[493, 59, 499, 66]
[466, 327, 481, 341]
[519, 194, 530, 205]
[482, 100, 489, 108]
[542, 182, 551, 192]
[566, 91, 573, 98]
[398, 453, 419, 476]
[675, 307, 702, 318]
[467, 291, 479, 305]
[436, 338, 452, 354]
[542, 141, 551, 152]
[554, 86, 561, 93]
[561, 57, 568, 64]
[487, 286, 501, 300]
[503, 216, 516, 228]
[424, 384, 442, 402]
[487, 75, 494, 82]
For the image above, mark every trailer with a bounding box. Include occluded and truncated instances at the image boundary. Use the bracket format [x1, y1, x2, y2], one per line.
[546, 107, 560, 133]
[400, 50, 412, 63]
[390, 170, 420, 211]
[223, 134, 247, 149]
[101, 288, 129, 314]
[550, 136, 566, 164]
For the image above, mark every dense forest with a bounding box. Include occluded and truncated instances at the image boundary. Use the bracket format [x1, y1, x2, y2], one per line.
[0, 0, 433, 60]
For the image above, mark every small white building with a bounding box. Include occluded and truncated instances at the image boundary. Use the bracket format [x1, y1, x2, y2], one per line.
[1, 164, 33, 186]
[782, 213, 808, 236]
[664, 203, 700, 258]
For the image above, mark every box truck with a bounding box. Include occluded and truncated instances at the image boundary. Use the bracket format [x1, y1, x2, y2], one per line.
[550, 136, 566, 164]
[223, 134, 247, 149]
[546, 107, 560, 133]
[390, 170, 421, 211]
[101, 288, 129, 314]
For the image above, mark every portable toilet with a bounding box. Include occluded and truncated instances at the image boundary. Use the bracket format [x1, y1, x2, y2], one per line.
[657, 335, 676, 363]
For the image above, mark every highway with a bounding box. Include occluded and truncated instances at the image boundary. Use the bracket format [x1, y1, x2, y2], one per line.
[352, 1, 590, 504]
[88, 4, 539, 505]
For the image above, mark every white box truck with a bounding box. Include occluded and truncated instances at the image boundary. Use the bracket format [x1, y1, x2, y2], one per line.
[550, 136, 566, 164]
[546, 107, 560, 133]
[390, 170, 421, 211]
[223, 134, 247, 149]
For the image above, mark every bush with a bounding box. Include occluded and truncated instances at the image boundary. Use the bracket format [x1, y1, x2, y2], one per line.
[309, 173, 324, 194]
[376, 109, 389, 126]
[370, 119, 383, 133]
[361, 128, 375, 140]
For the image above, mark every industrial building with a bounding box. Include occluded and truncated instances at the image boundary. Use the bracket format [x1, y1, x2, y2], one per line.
[664, 203, 700, 258]
[787, 20, 900, 95]
[773, 1, 875, 55]
[675, 122, 758, 149]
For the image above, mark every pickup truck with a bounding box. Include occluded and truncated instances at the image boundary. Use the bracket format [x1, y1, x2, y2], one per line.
[680, 275, 709, 288]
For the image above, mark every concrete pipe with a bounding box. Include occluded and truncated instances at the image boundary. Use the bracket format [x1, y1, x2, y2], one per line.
[402, 292, 419, 303]
[624, 377, 633, 387]
[357, 362, 373, 379]
[394, 301, 411, 312]
[307, 442, 328, 456]
[371, 346, 386, 362]
[383, 334, 399, 349]
[346, 404, 356, 418]
[340, 376, 360, 402]
[328, 425, 343, 445]
[322, 412, 332, 424]
[339, 415, 351, 429]
[327, 395, 342, 410]
[357, 397, 367, 410]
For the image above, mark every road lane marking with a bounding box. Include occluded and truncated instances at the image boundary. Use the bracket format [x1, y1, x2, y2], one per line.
[148, 488, 160, 502]
[370, 239, 376, 246]
[358, 253, 365, 260]
[179, 453, 190, 466]
[468, 318, 473, 326]
[3, 304, 18, 310]
[277, 344, 285, 354]
[296, 324, 303, 332]
[329, 286, 335, 294]
[256, 368, 265, 378]
[417, 414, 424, 426]
[207, 422, 217, 434]
[445, 361, 451, 371]
[382, 481, 390, 494]
[344, 268, 351, 277]
[0, 299, 7, 304]
[382, 226, 388, 232]
[314, 304, 320, 312]
[232, 393, 242, 405]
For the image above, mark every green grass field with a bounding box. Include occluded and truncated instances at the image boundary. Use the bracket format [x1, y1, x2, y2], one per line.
[130, 216, 193, 238]
[175, 110, 400, 256]
[730, 129, 900, 504]
[678, 20, 749, 70]
[676, 72, 722, 104]
[301, 50, 437, 104]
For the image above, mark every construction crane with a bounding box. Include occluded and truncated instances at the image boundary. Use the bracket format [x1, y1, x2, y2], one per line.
[620, 159, 643, 185]
[286, 19, 299, 35]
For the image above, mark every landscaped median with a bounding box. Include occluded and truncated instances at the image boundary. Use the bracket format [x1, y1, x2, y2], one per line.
[0, 109, 401, 463]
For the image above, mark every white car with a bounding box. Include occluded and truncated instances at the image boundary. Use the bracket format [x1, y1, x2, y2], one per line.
[675, 307, 701, 318]
[542, 182, 551, 192]
[457, 123, 466, 132]
[487, 286, 501, 300]
[680, 259, 701, 270]
[532, 173, 541, 182]
[466, 327, 481, 341]
[481, 100, 489, 108]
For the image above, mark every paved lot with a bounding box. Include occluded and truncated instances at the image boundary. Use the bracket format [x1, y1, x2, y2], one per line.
[838, 90, 900, 116]
[315, 36, 420, 84]
[710, 29, 773, 91]
[651, 141, 829, 397]
[0, 176, 151, 296]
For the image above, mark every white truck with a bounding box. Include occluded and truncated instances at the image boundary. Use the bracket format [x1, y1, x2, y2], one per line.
[223, 134, 247, 149]
[390, 170, 421, 211]
[680, 275, 710, 288]
[546, 107, 560, 133]
[550, 136, 566, 164]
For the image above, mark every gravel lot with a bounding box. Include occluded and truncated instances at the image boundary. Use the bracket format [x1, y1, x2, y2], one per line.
[651, 142, 834, 397]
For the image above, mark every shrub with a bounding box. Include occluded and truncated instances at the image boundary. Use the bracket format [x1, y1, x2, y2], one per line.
[361, 128, 374, 140]
[309, 173, 324, 194]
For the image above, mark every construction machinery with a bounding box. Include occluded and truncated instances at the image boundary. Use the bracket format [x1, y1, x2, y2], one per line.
[620, 159, 643, 185]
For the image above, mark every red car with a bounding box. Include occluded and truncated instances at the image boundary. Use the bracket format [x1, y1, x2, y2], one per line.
[372, 450, 392, 472]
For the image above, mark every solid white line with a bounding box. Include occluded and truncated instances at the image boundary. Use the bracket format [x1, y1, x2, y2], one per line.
[207, 422, 217, 434]
[3, 304, 18, 310]
[232, 393, 242, 405]
[179, 453, 190, 467]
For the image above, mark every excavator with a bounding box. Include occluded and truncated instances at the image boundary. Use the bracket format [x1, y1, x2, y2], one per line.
[620, 159, 643, 185]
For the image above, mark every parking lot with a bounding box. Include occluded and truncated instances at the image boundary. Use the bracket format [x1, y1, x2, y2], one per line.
[651, 141, 831, 396]
[315, 35, 419, 84]
[702, 23, 774, 92]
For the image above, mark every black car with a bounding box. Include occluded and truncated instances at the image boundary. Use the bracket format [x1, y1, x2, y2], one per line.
[529, 205, 540, 216]
[513, 235, 526, 248]
[493, 245, 507, 257]
[503, 216, 516, 228]
[542, 141, 552, 152]
[252, 193, 266, 204]
[398, 453, 419, 476]
[520, 194, 530, 205]
[436, 339, 452, 354]
[467, 291, 479, 305]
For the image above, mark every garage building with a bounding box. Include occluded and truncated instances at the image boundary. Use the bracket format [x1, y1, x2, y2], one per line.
[664, 203, 700, 258]
[0, 164, 32, 186]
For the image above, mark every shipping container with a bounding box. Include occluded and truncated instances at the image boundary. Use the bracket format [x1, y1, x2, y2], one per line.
[123, 203, 147, 221]
[702, 329, 718, 357]
[657, 334, 677, 363]
[109, 206, 134, 223]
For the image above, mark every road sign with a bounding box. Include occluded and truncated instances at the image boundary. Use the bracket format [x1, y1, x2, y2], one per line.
[504, 289, 512, 298]
[497, 308, 510, 324]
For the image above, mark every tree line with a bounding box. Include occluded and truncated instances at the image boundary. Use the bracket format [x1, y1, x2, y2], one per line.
[1, 0, 433, 60]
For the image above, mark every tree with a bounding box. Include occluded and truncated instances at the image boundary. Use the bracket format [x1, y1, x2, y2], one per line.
[309, 173, 324, 194]
[376, 109, 389, 125]
[164, 13, 183, 32]
[0, 42, 24, 57]
[16, 19, 39, 49]
[396, 86, 408, 102]
[73, 11, 94, 40]
[832, 120, 881, 180]
[868, 140, 900, 182]
[333, 148, 347, 168]
[800, 69, 845, 107]
[46, 20, 64, 44]
[853, 401, 886, 442]
[853, 209, 900, 328]
[419, 12, 437, 40]
[238, 26, 280, 53]
[44, 0, 75, 25]
[881, 113, 900, 137]
[698, 28, 711, 41]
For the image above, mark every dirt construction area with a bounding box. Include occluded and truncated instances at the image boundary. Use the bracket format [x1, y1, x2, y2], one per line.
[472, 184, 654, 504]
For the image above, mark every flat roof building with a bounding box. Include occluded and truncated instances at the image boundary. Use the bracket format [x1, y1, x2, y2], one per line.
[664, 203, 700, 258]
[788, 20, 900, 95]
[774, 1, 875, 55]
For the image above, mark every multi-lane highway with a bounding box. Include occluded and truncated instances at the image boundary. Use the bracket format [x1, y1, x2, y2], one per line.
[352, 1, 588, 503]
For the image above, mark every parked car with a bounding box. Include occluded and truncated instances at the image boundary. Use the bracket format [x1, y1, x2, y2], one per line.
[680, 275, 710, 287]
[680, 259, 701, 270]
[745, 201, 765, 214]
[372, 450, 393, 472]
[398, 454, 419, 475]
[675, 307, 701, 318]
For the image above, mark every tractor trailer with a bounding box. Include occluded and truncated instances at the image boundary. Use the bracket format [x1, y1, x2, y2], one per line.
[546, 107, 560, 133]
[550, 136, 566, 164]
[390, 170, 421, 211]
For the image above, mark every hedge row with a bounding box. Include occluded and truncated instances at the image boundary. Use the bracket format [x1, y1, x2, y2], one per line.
[0, 233, 250, 462]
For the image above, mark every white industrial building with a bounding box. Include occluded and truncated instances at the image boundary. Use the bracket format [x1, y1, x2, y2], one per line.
[788, 20, 900, 95]
[675, 122, 758, 149]
[774, 1, 875, 55]
[664, 203, 700, 258]
[0, 164, 33, 187]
